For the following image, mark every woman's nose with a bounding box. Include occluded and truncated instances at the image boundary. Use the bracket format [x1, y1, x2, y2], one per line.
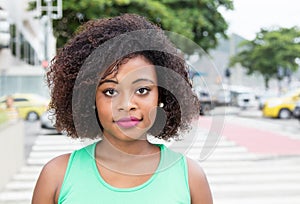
[115, 93, 137, 112]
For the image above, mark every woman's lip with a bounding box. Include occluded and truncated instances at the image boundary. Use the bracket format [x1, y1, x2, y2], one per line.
[116, 120, 140, 128]
[116, 116, 140, 122]
[115, 116, 141, 128]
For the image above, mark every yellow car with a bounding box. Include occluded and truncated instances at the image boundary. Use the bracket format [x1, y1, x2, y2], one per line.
[262, 88, 300, 119]
[0, 93, 49, 121]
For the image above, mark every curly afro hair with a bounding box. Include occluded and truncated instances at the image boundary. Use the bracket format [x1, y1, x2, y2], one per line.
[47, 13, 200, 140]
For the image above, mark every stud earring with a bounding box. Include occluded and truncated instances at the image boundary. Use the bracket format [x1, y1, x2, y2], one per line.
[159, 102, 164, 108]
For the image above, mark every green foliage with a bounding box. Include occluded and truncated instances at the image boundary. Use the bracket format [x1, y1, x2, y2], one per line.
[53, 0, 233, 54]
[230, 27, 300, 88]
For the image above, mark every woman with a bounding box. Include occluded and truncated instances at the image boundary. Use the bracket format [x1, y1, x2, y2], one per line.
[32, 14, 212, 204]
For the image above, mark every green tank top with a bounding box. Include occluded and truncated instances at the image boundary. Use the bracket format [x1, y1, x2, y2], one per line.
[58, 142, 191, 204]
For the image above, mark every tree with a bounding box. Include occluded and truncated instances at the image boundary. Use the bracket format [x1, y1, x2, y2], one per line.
[53, 0, 233, 53]
[230, 27, 300, 89]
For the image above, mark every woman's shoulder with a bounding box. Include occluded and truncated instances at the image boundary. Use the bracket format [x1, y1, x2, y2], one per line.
[186, 157, 206, 180]
[186, 157, 213, 204]
[32, 153, 71, 204]
[41, 153, 72, 187]
[43, 153, 71, 174]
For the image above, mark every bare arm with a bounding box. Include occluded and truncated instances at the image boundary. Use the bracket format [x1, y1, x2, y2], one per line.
[32, 154, 70, 204]
[187, 158, 213, 204]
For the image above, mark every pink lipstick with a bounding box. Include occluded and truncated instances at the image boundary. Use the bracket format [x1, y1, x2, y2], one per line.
[116, 116, 141, 128]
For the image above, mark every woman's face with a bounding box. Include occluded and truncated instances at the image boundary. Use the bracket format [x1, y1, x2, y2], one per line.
[96, 55, 158, 142]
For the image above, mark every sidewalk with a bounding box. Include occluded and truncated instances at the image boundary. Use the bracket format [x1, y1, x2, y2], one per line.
[211, 106, 262, 118]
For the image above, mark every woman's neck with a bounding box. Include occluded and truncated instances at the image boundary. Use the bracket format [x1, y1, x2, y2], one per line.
[95, 136, 161, 175]
[99, 135, 158, 155]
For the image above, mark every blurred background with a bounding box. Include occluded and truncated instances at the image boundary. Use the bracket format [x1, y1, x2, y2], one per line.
[0, 0, 300, 204]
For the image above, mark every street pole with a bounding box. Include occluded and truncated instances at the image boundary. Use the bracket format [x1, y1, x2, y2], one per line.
[36, 0, 62, 67]
[44, 0, 53, 63]
[225, 67, 231, 86]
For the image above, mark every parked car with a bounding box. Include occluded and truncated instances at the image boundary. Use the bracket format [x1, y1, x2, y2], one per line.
[40, 110, 56, 129]
[258, 90, 279, 110]
[215, 86, 257, 108]
[262, 88, 300, 119]
[216, 89, 231, 106]
[293, 100, 300, 121]
[0, 93, 49, 121]
[196, 90, 216, 115]
[237, 92, 258, 109]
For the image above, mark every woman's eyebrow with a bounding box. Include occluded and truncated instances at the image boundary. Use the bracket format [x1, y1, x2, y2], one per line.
[99, 79, 118, 86]
[132, 78, 155, 84]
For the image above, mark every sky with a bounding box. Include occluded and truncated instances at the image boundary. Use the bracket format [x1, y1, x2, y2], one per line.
[219, 0, 300, 40]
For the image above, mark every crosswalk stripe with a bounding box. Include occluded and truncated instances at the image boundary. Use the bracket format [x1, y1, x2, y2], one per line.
[0, 191, 33, 201]
[211, 197, 300, 204]
[211, 183, 300, 196]
[6, 182, 36, 190]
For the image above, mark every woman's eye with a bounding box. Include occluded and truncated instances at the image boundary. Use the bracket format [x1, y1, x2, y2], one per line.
[103, 89, 118, 97]
[136, 87, 150, 95]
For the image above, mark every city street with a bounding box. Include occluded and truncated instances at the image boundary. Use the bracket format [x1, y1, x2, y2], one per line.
[0, 107, 300, 204]
[1, 1, 300, 204]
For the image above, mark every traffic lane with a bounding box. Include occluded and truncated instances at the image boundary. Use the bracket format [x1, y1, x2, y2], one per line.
[236, 108, 300, 140]
[254, 116, 300, 130]
[212, 106, 299, 137]
[198, 115, 300, 155]
[24, 120, 59, 159]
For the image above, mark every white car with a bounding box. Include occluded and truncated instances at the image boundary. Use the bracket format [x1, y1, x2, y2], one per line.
[237, 93, 258, 109]
[216, 90, 231, 105]
[40, 110, 56, 129]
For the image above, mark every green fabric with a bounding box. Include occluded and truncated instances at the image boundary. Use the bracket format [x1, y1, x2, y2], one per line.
[58, 142, 190, 204]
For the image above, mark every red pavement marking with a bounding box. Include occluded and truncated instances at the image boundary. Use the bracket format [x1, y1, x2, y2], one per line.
[198, 117, 300, 155]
